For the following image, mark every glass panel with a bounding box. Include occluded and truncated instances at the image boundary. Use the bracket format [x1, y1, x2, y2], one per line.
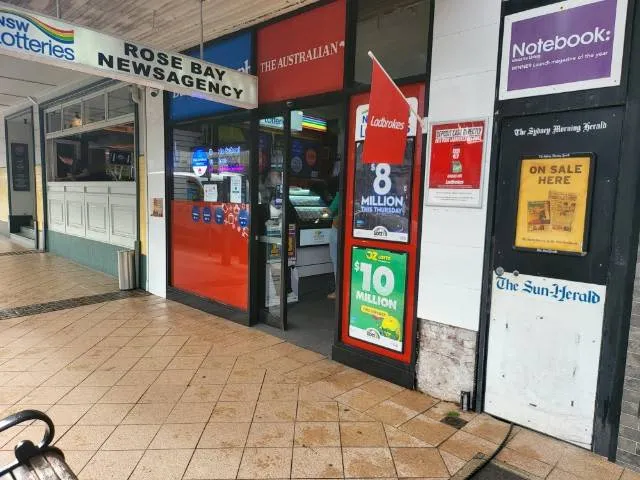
[258, 115, 287, 323]
[84, 94, 106, 124]
[108, 86, 134, 118]
[170, 121, 251, 311]
[354, 0, 430, 85]
[46, 123, 135, 182]
[46, 109, 62, 133]
[62, 103, 82, 129]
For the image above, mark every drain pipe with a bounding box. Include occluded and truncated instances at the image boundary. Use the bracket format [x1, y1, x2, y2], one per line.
[131, 86, 143, 290]
[56, 0, 60, 18]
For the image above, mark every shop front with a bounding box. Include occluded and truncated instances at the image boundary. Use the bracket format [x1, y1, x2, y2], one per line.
[41, 82, 139, 276]
[166, 0, 430, 373]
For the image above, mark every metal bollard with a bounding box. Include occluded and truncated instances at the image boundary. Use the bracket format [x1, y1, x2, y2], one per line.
[117, 249, 136, 290]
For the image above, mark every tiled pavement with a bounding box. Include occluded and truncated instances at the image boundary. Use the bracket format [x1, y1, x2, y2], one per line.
[0, 237, 118, 310]
[0, 250, 637, 479]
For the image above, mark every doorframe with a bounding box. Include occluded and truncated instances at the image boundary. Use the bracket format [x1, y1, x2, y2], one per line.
[4, 107, 38, 249]
[475, 0, 640, 460]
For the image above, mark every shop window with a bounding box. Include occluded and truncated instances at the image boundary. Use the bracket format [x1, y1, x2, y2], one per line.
[62, 103, 82, 129]
[170, 120, 252, 311]
[108, 87, 134, 119]
[46, 122, 135, 182]
[46, 109, 62, 133]
[354, 0, 430, 86]
[84, 94, 106, 124]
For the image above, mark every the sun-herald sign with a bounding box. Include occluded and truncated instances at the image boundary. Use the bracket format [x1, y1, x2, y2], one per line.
[0, 3, 258, 109]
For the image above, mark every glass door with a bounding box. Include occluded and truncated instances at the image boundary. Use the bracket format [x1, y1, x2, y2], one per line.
[256, 111, 292, 329]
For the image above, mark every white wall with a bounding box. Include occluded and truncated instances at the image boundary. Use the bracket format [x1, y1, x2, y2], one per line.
[145, 89, 167, 298]
[417, 0, 501, 332]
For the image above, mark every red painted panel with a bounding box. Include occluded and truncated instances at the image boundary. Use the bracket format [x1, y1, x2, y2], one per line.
[257, 0, 346, 104]
[171, 200, 249, 311]
[341, 84, 426, 364]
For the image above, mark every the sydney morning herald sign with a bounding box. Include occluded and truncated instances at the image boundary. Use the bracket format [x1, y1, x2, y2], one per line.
[0, 3, 257, 109]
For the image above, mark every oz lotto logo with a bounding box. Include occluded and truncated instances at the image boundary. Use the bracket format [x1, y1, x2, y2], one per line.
[0, 9, 75, 60]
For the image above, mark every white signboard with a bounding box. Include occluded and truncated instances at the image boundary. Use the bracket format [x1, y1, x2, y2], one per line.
[0, 3, 258, 108]
[485, 272, 606, 448]
[203, 184, 218, 202]
[230, 176, 242, 203]
[300, 228, 331, 246]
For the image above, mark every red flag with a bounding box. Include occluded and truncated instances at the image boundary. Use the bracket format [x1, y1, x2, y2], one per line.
[362, 57, 410, 165]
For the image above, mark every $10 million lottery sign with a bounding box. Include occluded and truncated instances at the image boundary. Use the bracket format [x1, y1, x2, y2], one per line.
[0, 3, 258, 109]
[349, 247, 407, 352]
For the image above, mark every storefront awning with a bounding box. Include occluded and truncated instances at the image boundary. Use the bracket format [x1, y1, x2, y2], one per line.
[0, 2, 258, 109]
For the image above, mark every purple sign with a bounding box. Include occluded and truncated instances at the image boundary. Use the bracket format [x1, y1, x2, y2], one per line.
[500, 0, 626, 99]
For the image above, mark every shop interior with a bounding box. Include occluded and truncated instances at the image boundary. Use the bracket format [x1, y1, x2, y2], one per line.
[46, 123, 136, 182]
[256, 104, 344, 355]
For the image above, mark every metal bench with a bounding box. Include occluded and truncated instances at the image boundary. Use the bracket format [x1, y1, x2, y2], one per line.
[0, 410, 77, 480]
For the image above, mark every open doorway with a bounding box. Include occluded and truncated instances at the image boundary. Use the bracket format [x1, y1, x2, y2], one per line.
[256, 103, 344, 355]
[5, 109, 37, 248]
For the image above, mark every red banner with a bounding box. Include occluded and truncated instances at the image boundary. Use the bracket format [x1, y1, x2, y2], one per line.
[427, 120, 486, 207]
[361, 59, 410, 165]
[257, 0, 345, 104]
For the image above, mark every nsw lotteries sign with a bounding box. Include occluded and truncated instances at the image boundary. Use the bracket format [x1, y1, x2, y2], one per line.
[499, 0, 628, 100]
[0, 3, 258, 109]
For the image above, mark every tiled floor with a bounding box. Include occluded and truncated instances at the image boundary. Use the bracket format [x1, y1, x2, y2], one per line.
[0, 248, 637, 479]
[0, 238, 118, 310]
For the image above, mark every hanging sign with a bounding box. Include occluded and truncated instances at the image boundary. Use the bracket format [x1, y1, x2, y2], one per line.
[499, 0, 628, 100]
[0, 3, 258, 108]
[361, 58, 410, 165]
[349, 247, 407, 352]
[191, 148, 209, 176]
[515, 154, 594, 254]
[426, 119, 486, 207]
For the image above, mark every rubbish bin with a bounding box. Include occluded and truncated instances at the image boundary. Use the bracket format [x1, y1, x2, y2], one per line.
[117, 249, 136, 290]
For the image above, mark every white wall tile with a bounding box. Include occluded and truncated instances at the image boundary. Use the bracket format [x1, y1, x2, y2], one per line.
[428, 71, 497, 121]
[432, 0, 501, 38]
[430, 24, 500, 82]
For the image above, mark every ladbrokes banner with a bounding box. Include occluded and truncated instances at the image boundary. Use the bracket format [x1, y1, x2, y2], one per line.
[362, 58, 410, 165]
[0, 3, 258, 109]
[515, 155, 592, 254]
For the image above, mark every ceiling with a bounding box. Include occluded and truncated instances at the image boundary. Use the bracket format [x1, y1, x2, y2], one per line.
[0, 55, 96, 112]
[0, 0, 320, 113]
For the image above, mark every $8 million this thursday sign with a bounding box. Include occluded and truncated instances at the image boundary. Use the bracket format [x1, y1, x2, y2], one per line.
[349, 247, 407, 352]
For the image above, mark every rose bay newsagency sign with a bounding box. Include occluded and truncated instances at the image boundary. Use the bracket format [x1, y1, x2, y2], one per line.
[0, 3, 258, 109]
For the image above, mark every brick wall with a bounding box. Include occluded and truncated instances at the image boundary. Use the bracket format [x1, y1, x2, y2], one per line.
[617, 254, 640, 470]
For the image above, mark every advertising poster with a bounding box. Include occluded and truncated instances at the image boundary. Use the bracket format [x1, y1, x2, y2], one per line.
[353, 140, 414, 243]
[515, 155, 593, 254]
[427, 120, 486, 207]
[10, 143, 30, 192]
[349, 247, 407, 352]
[500, 0, 628, 100]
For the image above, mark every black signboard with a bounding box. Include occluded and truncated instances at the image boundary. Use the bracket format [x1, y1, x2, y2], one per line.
[10, 143, 30, 192]
[352, 138, 414, 243]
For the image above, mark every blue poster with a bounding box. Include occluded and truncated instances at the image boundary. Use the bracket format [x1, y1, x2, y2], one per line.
[192, 206, 200, 222]
[169, 32, 252, 121]
[238, 209, 249, 228]
[215, 207, 224, 224]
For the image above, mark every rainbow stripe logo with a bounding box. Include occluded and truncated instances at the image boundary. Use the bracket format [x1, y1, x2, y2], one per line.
[0, 10, 74, 44]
